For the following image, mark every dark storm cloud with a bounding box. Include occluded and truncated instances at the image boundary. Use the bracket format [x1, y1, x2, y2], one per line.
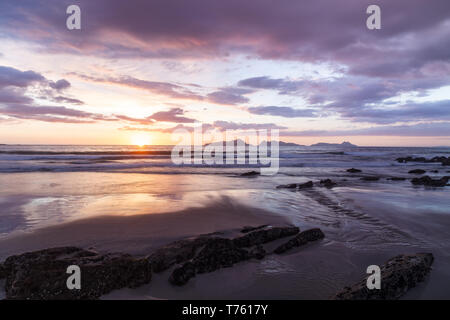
[1, 0, 449, 77]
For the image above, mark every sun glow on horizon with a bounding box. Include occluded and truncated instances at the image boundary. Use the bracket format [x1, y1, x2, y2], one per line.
[130, 133, 152, 147]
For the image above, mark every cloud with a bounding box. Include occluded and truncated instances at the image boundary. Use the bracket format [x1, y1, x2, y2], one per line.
[75, 73, 204, 101]
[0, 103, 114, 123]
[212, 120, 286, 130]
[206, 87, 252, 105]
[49, 79, 71, 90]
[2, 0, 449, 81]
[0, 66, 45, 88]
[147, 107, 196, 123]
[247, 106, 318, 118]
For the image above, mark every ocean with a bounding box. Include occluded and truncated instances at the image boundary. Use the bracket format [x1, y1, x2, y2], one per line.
[0, 144, 449, 299]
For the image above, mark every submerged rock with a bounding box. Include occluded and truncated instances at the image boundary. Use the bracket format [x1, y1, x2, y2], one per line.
[1, 247, 152, 300]
[408, 169, 426, 174]
[347, 168, 362, 173]
[319, 179, 337, 188]
[274, 228, 325, 254]
[333, 253, 434, 300]
[411, 175, 450, 187]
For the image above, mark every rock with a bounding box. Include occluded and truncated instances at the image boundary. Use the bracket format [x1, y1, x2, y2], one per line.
[388, 177, 406, 181]
[240, 225, 268, 233]
[276, 183, 298, 189]
[169, 261, 196, 286]
[240, 171, 259, 177]
[319, 179, 337, 188]
[0, 262, 5, 279]
[298, 181, 314, 189]
[233, 226, 300, 248]
[430, 170, 439, 173]
[408, 169, 426, 174]
[274, 228, 325, 254]
[347, 168, 362, 173]
[148, 235, 213, 273]
[411, 175, 450, 187]
[396, 156, 450, 166]
[276, 181, 313, 189]
[360, 176, 380, 181]
[249, 245, 266, 260]
[2, 247, 152, 300]
[333, 253, 434, 300]
[169, 238, 262, 286]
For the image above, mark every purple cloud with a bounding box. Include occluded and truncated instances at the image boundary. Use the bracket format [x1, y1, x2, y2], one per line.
[247, 106, 318, 118]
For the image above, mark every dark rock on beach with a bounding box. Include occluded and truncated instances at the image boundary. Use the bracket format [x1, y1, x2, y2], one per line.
[333, 253, 434, 300]
[169, 226, 301, 286]
[1, 247, 152, 300]
[233, 226, 300, 248]
[240, 171, 259, 177]
[0, 262, 5, 279]
[347, 168, 362, 173]
[411, 175, 450, 187]
[274, 228, 325, 254]
[148, 235, 213, 273]
[408, 169, 426, 174]
[240, 225, 268, 233]
[169, 238, 264, 286]
[319, 179, 337, 188]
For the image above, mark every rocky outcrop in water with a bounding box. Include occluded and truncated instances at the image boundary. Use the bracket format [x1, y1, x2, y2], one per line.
[411, 175, 450, 187]
[408, 169, 426, 174]
[233, 226, 300, 247]
[333, 253, 434, 300]
[276, 181, 313, 189]
[240, 171, 260, 177]
[387, 177, 406, 181]
[319, 179, 337, 188]
[397, 156, 450, 166]
[360, 176, 380, 181]
[347, 168, 362, 173]
[1, 247, 152, 300]
[274, 228, 325, 254]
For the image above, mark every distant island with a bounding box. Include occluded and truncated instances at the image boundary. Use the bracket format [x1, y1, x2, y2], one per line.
[310, 141, 357, 147]
[204, 140, 357, 148]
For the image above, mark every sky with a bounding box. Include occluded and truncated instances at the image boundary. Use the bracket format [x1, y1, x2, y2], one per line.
[0, 0, 449, 146]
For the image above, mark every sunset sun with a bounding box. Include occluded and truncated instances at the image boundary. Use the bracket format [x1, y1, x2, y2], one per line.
[130, 133, 151, 147]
